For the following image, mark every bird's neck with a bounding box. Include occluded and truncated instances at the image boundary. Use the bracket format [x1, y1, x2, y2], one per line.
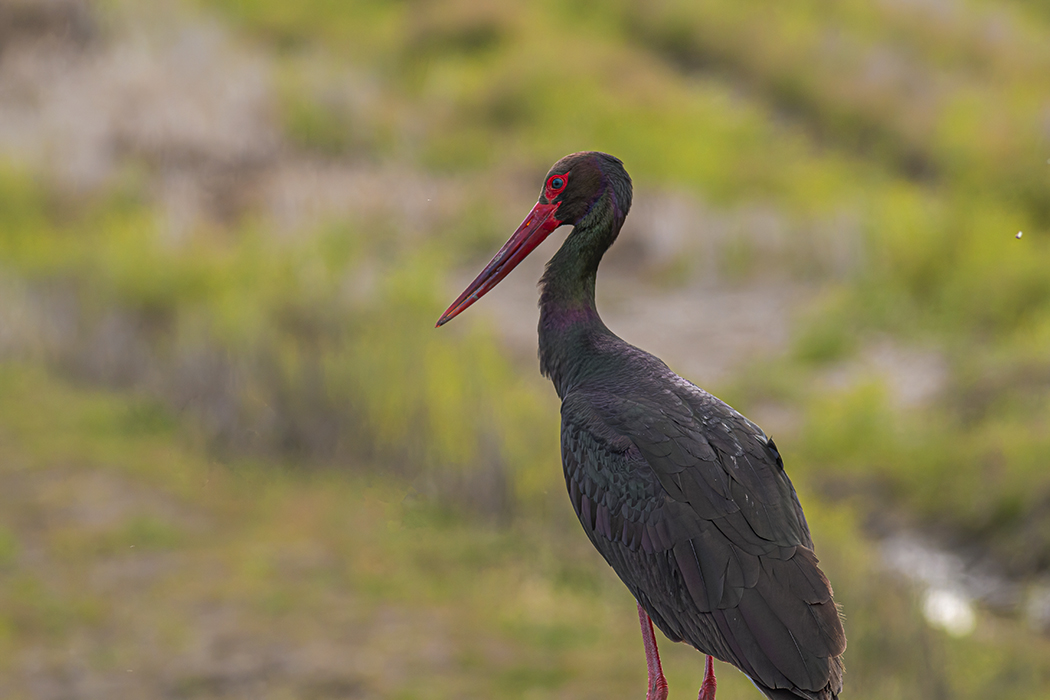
[537, 221, 620, 398]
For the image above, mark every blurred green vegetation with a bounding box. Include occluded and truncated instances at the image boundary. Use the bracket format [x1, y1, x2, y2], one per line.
[2, 0, 1050, 696]
[0, 163, 560, 519]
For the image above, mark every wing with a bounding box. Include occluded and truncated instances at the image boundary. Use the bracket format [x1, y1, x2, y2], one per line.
[561, 383, 845, 699]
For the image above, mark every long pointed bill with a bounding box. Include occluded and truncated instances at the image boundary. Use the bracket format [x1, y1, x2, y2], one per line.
[436, 202, 561, 327]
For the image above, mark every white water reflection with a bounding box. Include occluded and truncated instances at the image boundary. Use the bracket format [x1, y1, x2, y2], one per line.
[922, 589, 976, 637]
[879, 533, 1024, 637]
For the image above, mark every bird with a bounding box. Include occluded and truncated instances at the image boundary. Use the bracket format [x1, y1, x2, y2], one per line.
[436, 152, 845, 700]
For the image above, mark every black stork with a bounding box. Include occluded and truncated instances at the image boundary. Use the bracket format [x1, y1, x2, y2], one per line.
[436, 152, 845, 700]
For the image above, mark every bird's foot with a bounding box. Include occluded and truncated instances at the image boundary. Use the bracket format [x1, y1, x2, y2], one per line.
[697, 655, 717, 700]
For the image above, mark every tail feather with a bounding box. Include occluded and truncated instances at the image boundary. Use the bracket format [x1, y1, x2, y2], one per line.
[756, 654, 843, 700]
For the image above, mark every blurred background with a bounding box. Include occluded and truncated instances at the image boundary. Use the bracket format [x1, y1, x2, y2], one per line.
[1, 0, 1049, 697]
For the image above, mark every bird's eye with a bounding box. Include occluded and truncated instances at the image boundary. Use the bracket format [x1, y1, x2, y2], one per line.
[546, 174, 567, 195]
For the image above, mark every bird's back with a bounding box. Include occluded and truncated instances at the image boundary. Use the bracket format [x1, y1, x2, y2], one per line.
[559, 335, 845, 700]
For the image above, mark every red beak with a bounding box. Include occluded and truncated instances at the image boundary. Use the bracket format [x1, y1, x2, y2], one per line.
[436, 202, 562, 327]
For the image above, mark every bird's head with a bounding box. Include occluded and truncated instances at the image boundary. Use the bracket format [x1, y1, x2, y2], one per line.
[436, 151, 631, 326]
[537, 151, 632, 229]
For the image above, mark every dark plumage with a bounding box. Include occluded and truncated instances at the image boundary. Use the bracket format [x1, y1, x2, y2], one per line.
[438, 152, 845, 700]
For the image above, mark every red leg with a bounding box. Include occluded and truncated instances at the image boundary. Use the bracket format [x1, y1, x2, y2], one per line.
[637, 602, 669, 700]
[698, 654, 717, 700]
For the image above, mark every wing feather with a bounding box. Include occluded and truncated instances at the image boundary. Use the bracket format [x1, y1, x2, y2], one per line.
[561, 385, 844, 699]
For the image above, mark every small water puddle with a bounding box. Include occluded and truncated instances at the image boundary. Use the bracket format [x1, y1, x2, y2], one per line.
[879, 531, 1050, 637]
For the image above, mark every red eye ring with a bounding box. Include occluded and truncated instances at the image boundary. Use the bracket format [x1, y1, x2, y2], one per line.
[545, 173, 568, 198]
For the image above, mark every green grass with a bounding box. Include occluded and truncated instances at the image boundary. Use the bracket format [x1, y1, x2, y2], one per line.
[2, 362, 1049, 698]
